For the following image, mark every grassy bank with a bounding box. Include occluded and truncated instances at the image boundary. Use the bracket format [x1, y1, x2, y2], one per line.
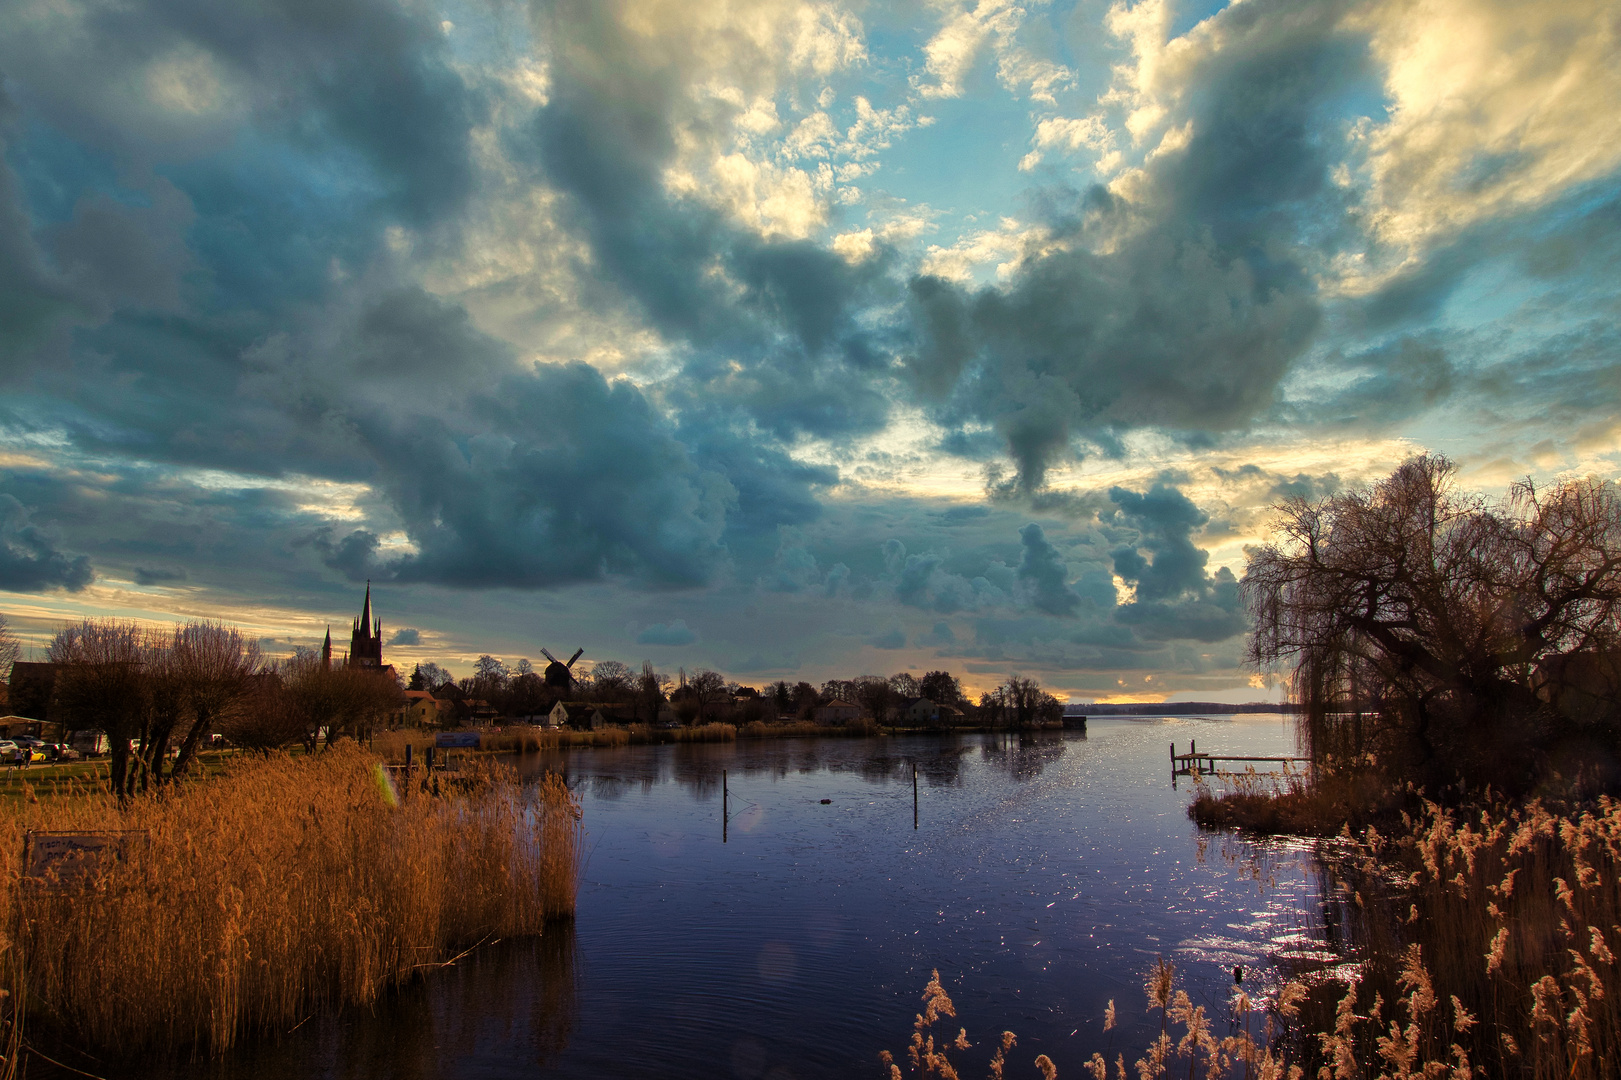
[2, 744, 580, 1063]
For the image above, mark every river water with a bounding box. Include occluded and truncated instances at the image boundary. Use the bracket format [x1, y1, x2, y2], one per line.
[90, 713, 1333, 1079]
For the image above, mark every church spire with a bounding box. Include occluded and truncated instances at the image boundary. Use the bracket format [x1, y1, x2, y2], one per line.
[360, 580, 372, 632]
[322, 625, 332, 670]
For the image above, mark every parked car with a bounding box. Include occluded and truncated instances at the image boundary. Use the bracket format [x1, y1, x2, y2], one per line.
[50, 744, 82, 762]
[0, 740, 17, 758]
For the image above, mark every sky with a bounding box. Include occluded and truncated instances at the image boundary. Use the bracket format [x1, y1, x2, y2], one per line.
[1, 0, 1618, 703]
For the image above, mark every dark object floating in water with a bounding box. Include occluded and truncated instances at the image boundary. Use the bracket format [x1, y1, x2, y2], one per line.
[820, 799, 832, 804]
[1234, 966, 1243, 984]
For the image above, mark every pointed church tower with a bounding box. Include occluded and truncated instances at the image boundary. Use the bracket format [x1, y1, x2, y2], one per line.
[322, 626, 333, 670]
[348, 581, 384, 668]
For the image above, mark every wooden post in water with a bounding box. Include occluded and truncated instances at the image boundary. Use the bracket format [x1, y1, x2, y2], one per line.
[912, 762, 918, 830]
[723, 769, 728, 844]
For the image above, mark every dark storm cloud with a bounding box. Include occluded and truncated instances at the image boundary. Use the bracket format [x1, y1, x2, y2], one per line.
[0, 494, 94, 592]
[1105, 485, 1210, 603]
[1015, 523, 1080, 616]
[356, 361, 737, 588]
[881, 538, 1014, 614]
[530, 0, 899, 443]
[0, 0, 477, 224]
[0, 0, 877, 604]
[1103, 484, 1246, 643]
[909, 0, 1369, 491]
[387, 627, 420, 646]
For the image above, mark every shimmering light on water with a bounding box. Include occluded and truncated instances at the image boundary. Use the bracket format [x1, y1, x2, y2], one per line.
[89, 714, 1330, 1080]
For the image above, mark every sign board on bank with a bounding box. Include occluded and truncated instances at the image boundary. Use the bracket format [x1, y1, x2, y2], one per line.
[434, 731, 481, 749]
[23, 830, 149, 889]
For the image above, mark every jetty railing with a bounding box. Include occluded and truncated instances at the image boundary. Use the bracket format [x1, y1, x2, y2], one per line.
[1170, 739, 1309, 784]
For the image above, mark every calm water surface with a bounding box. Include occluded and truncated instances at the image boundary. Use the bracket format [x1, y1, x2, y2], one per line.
[93, 714, 1332, 1080]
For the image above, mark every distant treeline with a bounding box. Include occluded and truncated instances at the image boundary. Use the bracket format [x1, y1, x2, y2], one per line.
[1064, 701, 1302, 716]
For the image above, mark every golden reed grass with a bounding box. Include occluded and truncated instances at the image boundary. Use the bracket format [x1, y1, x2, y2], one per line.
[886, 964, 1299, 1080]
[892, 796, 1621, 1078]
[0, 743, 580, 1059]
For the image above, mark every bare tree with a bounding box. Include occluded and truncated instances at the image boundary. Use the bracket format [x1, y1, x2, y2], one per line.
[853, 675, 894, 722]
[979, 676, 1062, 727]
[219, 672, 308, 751]
[889, 671, 920, 698]
[279, 650, 398, 747]
[919, 671, 964, 708]
[47, 619, 146, 798]
[413, 661, 455, 692]
[687, 669, 728, 722]
[1244, 455, 1621, 788]
[134, 624, 186, 791]
[169, 621, 262, 779]
[0, 614, 20, 682]
[820, 679, 855, 705]
[635, 661, 669, 722]
[587, 660, 634, 703]
[790, 681, 819, 719]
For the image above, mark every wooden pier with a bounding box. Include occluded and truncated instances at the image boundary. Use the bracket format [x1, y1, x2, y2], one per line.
[1170, 740, 1309, 779]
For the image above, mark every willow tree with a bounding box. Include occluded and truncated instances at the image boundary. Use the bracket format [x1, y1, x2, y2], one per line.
[1243, 455, 1621, 789]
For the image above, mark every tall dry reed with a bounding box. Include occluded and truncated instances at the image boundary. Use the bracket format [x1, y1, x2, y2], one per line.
[2, 744, 579, 1058]
[884, 964, 1301, 1080]
[905, 795, 1621, 1078]
[1293, 796, 1621, 1078]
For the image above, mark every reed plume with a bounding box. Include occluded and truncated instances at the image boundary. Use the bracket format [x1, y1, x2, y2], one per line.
[1, 744, 579, 1059]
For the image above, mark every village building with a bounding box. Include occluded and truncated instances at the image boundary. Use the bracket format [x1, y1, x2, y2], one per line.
[548, 701, 610, 730]
[403, 690, 445, 727]
[902, 697, 963, 727]
[6, 662, 57, 724]
[814, 698, 860, 725]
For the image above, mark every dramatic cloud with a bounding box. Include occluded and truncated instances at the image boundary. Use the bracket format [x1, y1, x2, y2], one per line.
[908, 0, 1363, 491]
[0, 495, 93, 592]
[0, 0, 1613, 700]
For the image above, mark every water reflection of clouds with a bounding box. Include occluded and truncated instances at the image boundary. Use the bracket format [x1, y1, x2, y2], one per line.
[196, 720, 1337, 1079]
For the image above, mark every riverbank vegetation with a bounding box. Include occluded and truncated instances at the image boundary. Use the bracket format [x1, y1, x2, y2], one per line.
[416, 658, 1063, 731]
[902, 787, 1621, 1080]
[1157, 457, 1621, 1076]
[0, 744, 579, 1067]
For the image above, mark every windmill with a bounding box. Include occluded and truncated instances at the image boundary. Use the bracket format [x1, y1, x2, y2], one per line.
[540, 647, 584, 693]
